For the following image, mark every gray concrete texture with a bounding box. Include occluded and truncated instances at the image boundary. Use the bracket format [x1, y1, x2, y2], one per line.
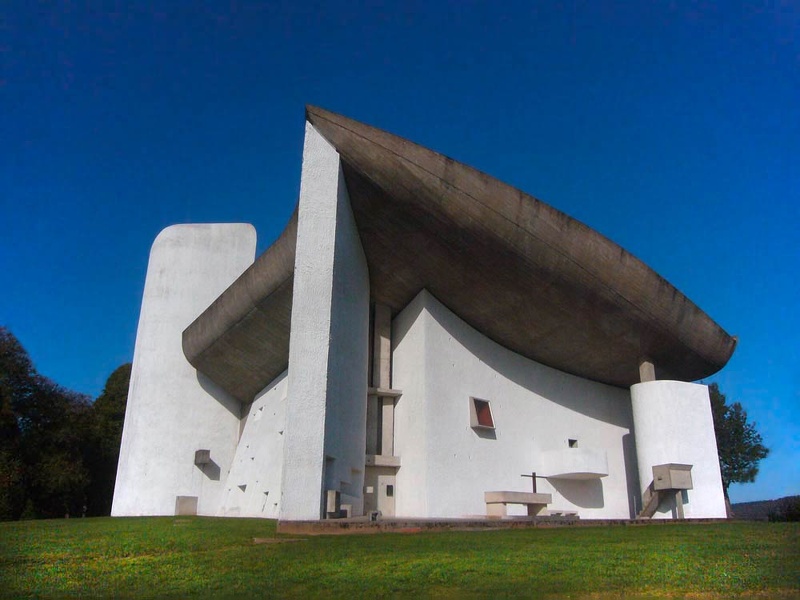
[182, 106, 736, 401]
[182, 209, 297, 402]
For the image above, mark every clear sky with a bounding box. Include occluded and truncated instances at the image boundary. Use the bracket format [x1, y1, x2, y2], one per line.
[2, 1, 797, 504]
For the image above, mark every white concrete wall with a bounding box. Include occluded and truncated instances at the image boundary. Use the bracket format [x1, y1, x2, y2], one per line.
[322, 163, 370, 516]
[390, 295, 430, 517]
[217, 371, 287, 519]
[392, 290, 640, 519]
[112, 224, 256, 516]
[280, 123, 370, 520]
[631, 380, 727, 518]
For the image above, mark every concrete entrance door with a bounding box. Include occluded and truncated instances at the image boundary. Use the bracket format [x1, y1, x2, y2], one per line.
[377, 474, 396, 516]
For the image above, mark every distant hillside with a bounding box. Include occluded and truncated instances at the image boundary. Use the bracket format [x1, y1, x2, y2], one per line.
[732, 495, 800, 521]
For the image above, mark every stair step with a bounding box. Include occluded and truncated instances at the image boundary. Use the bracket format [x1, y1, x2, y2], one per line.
[637, 482, 665, 519]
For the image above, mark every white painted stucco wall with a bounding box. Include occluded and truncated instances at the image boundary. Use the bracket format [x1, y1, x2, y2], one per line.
[631, 380, 727, 518]
[217, 371, 287, 519]
[392, 290, 640, 519]
[112, 224, 256, 516]
[280, 123, 370, 520]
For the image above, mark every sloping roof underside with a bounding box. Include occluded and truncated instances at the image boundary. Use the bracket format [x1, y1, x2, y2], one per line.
[183, 106, 735, 401]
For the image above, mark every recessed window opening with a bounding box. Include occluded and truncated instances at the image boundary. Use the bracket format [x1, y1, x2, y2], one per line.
[568, 439, 578, 448]
[386, 485, 394, 497]
[470, 397, 495, 429]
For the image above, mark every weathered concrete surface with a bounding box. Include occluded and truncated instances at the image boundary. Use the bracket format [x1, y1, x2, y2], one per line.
[182, 209, 296, 402]
[307, 106, 735, 388]
[276, 516, 729, 536]
[183, 105, 735, 400]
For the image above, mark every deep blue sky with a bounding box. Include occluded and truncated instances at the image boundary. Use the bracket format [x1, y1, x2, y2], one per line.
[2, 1, 797, 504]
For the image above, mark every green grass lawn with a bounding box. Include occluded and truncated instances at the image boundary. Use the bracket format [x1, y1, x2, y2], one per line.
[0, 518, 797, 599]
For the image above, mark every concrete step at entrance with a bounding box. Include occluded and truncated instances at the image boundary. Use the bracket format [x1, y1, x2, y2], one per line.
[637, 483, 665, 519]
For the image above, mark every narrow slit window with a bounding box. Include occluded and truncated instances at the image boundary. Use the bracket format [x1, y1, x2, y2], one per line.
[470, 397, 495, 430]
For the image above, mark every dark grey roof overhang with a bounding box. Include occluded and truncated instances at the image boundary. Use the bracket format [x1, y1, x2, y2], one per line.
[183, 106, 736, 401]
[182, 209, 296, 401]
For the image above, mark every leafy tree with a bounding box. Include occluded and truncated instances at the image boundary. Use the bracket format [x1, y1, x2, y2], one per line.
[16, 371, 93, 519]
[0, 327, 34, 519]
[709, 383, 769, 516]
[1, 327, 93, 519]
[768, 496, 800, 522]
[84, 363, 131, 516]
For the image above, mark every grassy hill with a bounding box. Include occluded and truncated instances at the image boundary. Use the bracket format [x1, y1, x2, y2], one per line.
[1, 517, 798, 598]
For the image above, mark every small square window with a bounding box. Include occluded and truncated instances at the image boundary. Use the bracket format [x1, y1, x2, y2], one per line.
[469, 397, 495, 429]
[568, 439, 578, 448]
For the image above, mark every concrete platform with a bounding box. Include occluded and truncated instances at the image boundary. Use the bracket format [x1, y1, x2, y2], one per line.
[276, 516, 729, 535]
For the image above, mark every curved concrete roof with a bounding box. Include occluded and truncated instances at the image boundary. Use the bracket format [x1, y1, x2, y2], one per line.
[183, 209, 296, 401]
[184, 106, 735, 401]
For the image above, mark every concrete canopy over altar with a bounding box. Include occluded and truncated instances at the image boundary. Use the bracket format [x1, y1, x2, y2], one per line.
[183, 106, 735, 402]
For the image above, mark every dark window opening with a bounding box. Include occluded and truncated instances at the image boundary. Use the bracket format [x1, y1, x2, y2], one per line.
[470, 397, 495, 429]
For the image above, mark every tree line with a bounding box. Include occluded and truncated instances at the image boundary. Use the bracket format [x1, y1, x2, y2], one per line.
[0, 327, 129, 520]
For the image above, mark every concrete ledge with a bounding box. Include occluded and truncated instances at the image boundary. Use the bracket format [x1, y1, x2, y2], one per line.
[368, 387, 403, 397]
[484, 491, 552, 505]
[539, 448, 609, 480]
[366, 454, 401, 467]
[276, 516, 731, 536]
[484, 491, 552, 517]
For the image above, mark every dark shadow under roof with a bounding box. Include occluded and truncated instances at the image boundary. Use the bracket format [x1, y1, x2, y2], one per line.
[183, 106, 736, 401]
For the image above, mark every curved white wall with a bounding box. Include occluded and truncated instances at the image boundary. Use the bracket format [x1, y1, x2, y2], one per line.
[392, 290, 640, 519]
[631, 380, 726, 518]
[112, 224, 256, 516]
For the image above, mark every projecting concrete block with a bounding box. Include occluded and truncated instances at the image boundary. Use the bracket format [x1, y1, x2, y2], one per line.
[653, 463, 693, 491]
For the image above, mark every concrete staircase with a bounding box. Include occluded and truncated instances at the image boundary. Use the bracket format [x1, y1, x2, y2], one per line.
[637, 464, 693, 519]
[637, 482, 667, 519]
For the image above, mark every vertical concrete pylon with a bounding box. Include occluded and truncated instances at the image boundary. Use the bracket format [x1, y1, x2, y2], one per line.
[280, 123, 370, 520]
[638, 359, 656, 382]
[112, 224, 256, 517]
[630, 381, 727, 518]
